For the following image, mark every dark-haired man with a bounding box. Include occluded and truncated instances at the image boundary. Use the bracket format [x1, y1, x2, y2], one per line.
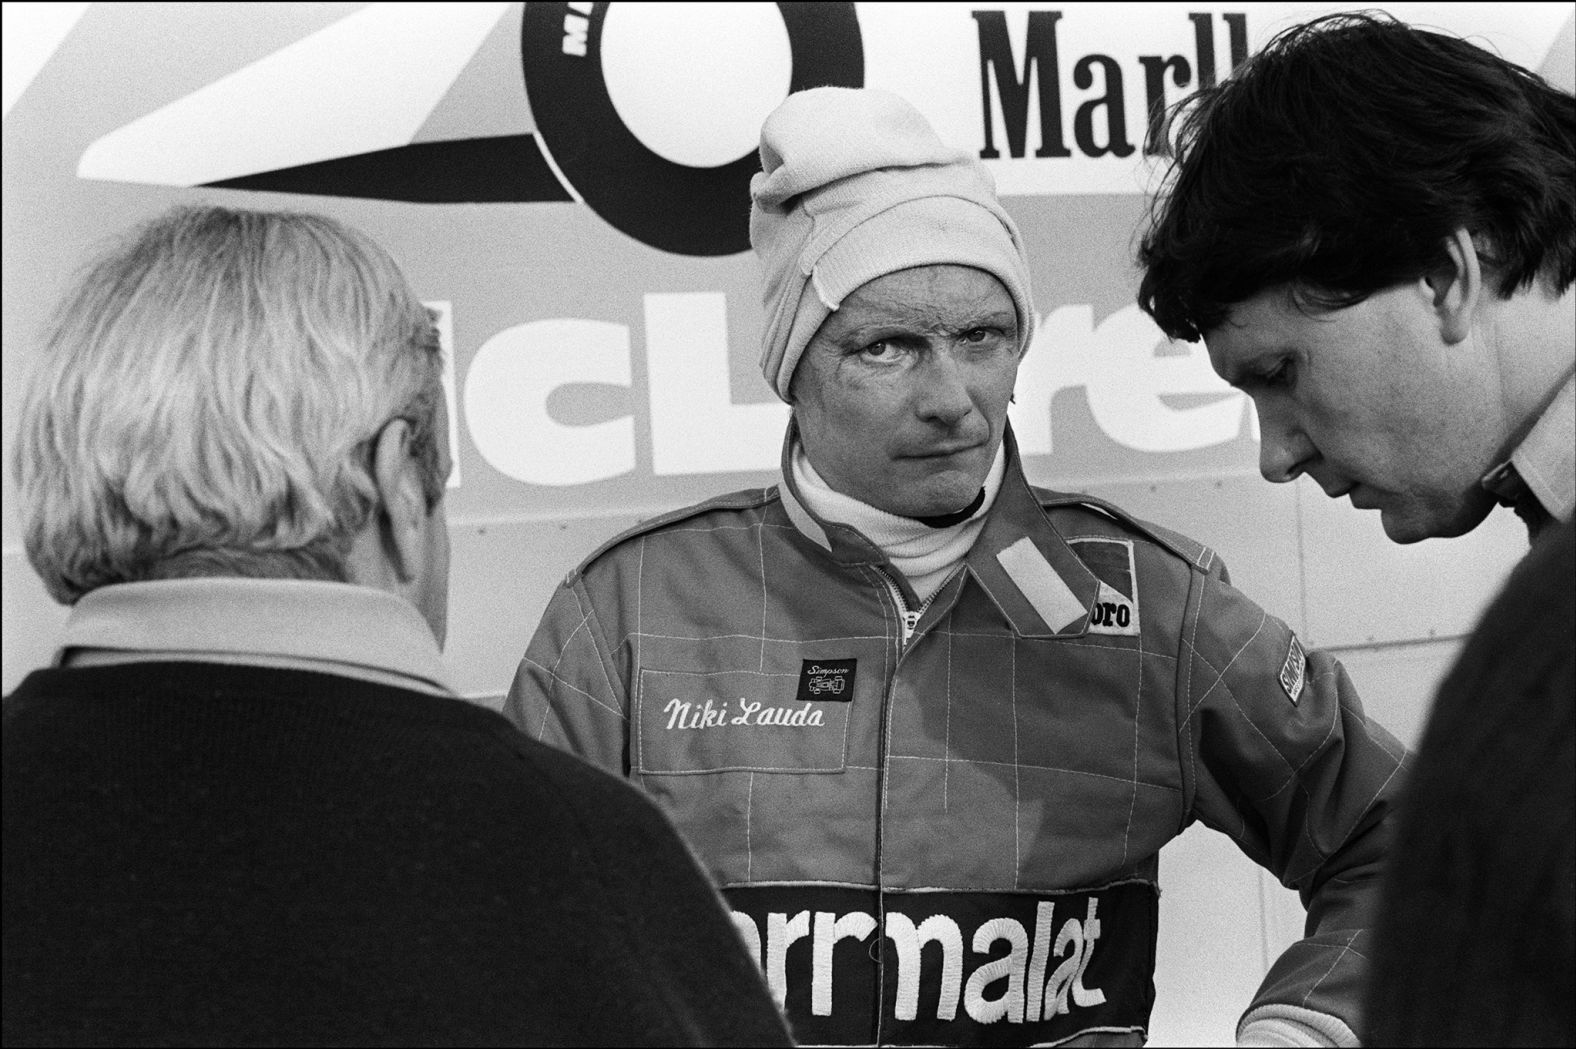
[1139, 12, 1574, 545]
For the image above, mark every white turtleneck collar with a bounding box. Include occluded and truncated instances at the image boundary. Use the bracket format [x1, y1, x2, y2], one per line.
[791, 439, 1007, 604]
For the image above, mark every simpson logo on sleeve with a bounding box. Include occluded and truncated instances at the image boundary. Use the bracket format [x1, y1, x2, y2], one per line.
[1279, 635, 1307, 705]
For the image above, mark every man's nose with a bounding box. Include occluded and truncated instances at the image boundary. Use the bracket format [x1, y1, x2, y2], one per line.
[915, 351, 975, 426]
[1256, 404, 1310, 483]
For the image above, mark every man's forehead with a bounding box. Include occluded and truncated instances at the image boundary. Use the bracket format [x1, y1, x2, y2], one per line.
[826, 266, 1014, 330]
[1204, 324, 1268, 381]
[1205, 290, 1300, 363]
[849, 263, 1007, 299]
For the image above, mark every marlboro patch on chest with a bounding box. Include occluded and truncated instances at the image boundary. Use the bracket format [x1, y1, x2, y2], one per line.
[797, 658, 856, 703]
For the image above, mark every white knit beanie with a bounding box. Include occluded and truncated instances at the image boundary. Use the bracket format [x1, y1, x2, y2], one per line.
[750, 87, 1035, 402]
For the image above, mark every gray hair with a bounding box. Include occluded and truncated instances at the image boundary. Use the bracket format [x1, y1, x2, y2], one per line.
[13, 205, 444, 603]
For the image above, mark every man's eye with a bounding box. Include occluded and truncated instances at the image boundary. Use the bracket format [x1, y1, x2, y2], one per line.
[859, 340, 899, 360]
[961, 326, 1012, 348]
[1263, 360, 1295, 388]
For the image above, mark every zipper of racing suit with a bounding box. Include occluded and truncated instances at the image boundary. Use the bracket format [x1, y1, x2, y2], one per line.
[871, 569, 942, 1043]
[884, 573, 940, 646]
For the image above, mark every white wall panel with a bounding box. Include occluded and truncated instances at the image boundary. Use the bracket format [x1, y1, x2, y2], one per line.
[1, 549, 67, 694]
[445, 513, 644, 706]
[1150, 825, 1274, 1046]
[1300, 479, 1529, 648]
[1072, 474, 1306, 635]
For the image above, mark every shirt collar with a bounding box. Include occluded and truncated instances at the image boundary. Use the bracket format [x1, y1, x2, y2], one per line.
[1482, 369, 1575, 534]
[55, 578, 456, 697]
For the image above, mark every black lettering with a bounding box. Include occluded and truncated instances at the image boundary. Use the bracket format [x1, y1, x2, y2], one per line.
[1115, 605, 1130, 628]
[1188, 12, 1216, 89]
[972, 10, 1072, 160]
[1223, 12, 1249, 73]
[1072, 54, 1133, 158]
[1139, 54, 1190, 155]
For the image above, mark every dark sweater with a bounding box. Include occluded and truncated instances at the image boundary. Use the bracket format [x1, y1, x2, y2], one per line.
[2, 662, 792, 1047]
[1363, 519, 1575, 1047]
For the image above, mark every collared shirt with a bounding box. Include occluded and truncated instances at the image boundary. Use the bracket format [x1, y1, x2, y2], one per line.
[1481, 369, 1576, 539]
[56, 578, 455, 698]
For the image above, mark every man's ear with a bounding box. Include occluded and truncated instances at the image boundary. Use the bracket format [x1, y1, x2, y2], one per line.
[1424, 227, 1484, 345]
[368, 417, 426, 584]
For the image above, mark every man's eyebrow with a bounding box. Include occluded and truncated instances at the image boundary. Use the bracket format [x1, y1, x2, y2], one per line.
[823, 307, 1018, 344]
[965, 308, 1018, 328]
[1215, 349, 1282, 389]
[825, 320, 912, 344]
[944, 305, 1014, 322]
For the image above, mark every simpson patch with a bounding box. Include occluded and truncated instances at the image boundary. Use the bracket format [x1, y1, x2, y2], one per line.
[1279, 635, 1307, 705]
[797, 658, 857, 703]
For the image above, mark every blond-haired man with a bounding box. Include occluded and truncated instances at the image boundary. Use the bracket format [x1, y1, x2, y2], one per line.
[2, 205, 789, 1047]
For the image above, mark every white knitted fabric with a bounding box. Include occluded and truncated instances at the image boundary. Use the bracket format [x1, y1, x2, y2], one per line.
[791, 439, 1007, 604]
[750, 87, 1035, 401]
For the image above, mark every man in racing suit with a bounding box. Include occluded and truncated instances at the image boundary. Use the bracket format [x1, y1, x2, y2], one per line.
[505, 88, 1406, 1047]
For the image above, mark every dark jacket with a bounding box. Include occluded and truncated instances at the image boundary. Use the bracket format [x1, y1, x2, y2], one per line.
[1364, 519, 1576, 1047]
[3, 661, 792, 1047]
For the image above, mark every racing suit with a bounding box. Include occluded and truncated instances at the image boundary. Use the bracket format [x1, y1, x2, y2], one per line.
[505, 428, 1407, 1047]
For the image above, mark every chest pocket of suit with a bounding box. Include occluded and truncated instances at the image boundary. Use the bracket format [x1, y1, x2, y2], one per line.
[634, 667, 850, 774]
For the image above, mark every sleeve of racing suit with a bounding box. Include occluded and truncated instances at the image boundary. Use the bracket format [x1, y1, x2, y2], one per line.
[1173, 556, 1409, 1047]
[503, 575, 631, 777]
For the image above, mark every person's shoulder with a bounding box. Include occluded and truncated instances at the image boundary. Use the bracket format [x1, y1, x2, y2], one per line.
[564, 485, 782, 584]
[1032, 486, 1222, 576]
[483, 711, 710, 836]
[421, 696, 666, 808]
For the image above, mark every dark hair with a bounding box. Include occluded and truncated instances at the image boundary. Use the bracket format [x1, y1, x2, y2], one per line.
[1137, 12, 1576, 342]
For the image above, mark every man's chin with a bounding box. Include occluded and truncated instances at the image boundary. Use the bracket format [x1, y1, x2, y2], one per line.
[1377, 511, 1432, 545]
[881, 480, 984, 520]
[1377, 496, 1495, 544]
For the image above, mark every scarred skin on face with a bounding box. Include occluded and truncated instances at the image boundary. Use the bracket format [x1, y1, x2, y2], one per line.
[790, 265, 1022, 519]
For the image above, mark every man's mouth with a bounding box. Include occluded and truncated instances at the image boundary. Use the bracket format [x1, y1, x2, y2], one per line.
[1347, 485, 1383, 509]
[906, 441, 984, 460]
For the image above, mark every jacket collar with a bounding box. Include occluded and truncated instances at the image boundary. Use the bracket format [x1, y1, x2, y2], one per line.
[779, 421, 1103, 638]
[963, 427, 1104, 638]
